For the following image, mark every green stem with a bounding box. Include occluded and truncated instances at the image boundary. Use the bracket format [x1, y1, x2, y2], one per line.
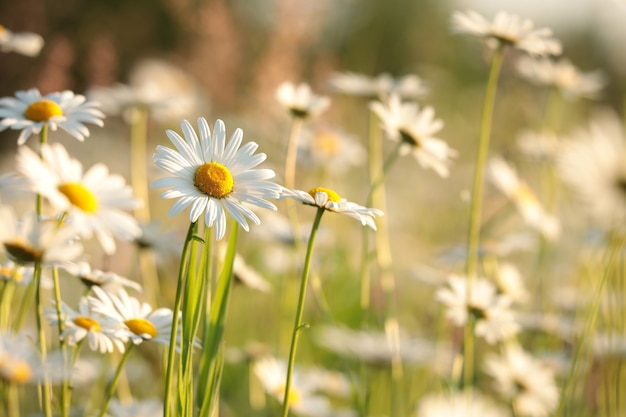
[97, 344, 135, 417]
[163, 221, 197, 417]
[51, 266, 70, 417]
[280, 207, 325, 417]
[33, 261, 52, 417]
[463, 46, 504, 389]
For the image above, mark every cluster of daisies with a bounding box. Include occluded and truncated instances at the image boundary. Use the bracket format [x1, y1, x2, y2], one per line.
[0, 6, 623, 417]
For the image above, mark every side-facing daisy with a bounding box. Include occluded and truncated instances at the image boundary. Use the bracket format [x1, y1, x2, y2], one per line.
[0, 88, 104, 145]
[63, 261, 142, 292]
[328, 72, 428, 100]
[416, 390, 511, 417]
[87, 286, 178, 347]
[0, 25, 44, 57]
[484, 343, 560, 417]
[275, 82, 331, 119]
[370, 94, 457, 177]
[451, 10, 562, 57]
[151, 118, 282, 240]
[280, 186, 383, 230]
[17, 142, 141, 254]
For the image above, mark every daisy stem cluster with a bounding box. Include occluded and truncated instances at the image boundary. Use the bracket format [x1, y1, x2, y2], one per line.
[97, 343, 135, 417]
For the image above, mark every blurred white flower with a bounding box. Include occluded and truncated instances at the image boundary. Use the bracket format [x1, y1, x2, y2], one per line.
[493, 262, 529, 304]
[275, 82, 331, 119]
[0, 259, 53, 289]
[516, 129, 559, 161]
[488, 156, 560, 240]
[106, 398, 163, 417]
[229, 251, 272, 293]
[558, 110, 626, 229]
[416, 390, 511, 417]
[592, 331, 626, 357]
[516, 56, 606, 99]
[485, 343, 560, 417]
[62, 261, 142, 292]
[370, 94, 457, 177]
[328, 72, 427, 99]
[436, 274, 520, 344]
[298, 125, 366, 175]
[0, 172, 30, 203]
[17, 143, 141, 254]
[0, 88, 104, 145]
[451, 10, 561, 57]
[0, 25, 44, 57]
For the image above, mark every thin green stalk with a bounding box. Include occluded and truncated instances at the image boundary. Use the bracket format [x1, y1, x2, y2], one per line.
[33, 261, 52, 417]
[163, 221, 198, 417]
[280, 207, 325, 417]
[97, 344, 135, 417]
[463, 45, 504, 389]
[0, 280, 16, 329]
[51, 266, 70, 417]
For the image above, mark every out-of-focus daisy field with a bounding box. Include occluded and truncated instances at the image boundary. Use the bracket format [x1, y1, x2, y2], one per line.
[1, 0, 625, 416]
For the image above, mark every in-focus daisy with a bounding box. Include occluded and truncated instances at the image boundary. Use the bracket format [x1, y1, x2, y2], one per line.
[17, 142, 141, 254]
[152, 118, 281, 240]
[558, 110, 626, 229]
[328, 72, 428, 100]
[0, 206, 82, 265]
[0, 25, 44, 57]
[279, 186, 383, 230]
[106, 398, 163, 417]
[435, 274, 520, 344]
[370, 94, 457, 177]
[46, 297, 127, 354]
[416, 390, 511, 417]
[275, 82, 331, 119]
[451, 10, 562, 57]
[488, 156, 560, 240]
[63, 261, 142, 292]
[484, 343, 559, 417]
[298, 125, 366, 175]
[516, 55, 606, 100]
[88, 286, 179, 347]
[0, 88, 105, 145]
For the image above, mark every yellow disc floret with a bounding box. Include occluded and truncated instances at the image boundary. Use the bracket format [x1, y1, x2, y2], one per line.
[24, 99, 63, 122]
[308, 187, 341, 203]
[3, 360, 33, 384]
[58, 183, 99, 213]
[194, 162, 234, 198]
[74, 316, 101, 332]
[125, 318, 158, 339]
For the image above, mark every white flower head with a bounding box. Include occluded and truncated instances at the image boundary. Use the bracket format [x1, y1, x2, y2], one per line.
[17, 143, 142, 255]
[417, 390, 511, 417]
[493, 262, 529, 304]
[485, 343, 560, 417]
[275, 82, 331, 119]
[328, 72, 428, 100]
[46, 297, 127, 354]
[451, 10, 562, 57]
[558, 109, 626, 229]
[0, 88, 105, 145]
[488, 156, 560, 240]
[0, 206, 82, 266]
[63, 261, 142, 292]
[0, 25, 44, 57]
[370, 94, 457, 177]
[516, 56, 606, 99]
[516, 129, 559, 162]
[279, 186, 383, 230]
[152, 118, 282, 240]
[106, 398, 163, 417]
[435, 274, 520, 344]
[298, 125, 366, 175]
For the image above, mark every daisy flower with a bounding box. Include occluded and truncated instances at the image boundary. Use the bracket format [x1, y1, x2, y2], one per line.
[451, 10, 562, 57]
[0, 25, 44, 57]
[275, 82, 331, 119]
[298, 125, 366, 175]
[151, 118, 281, 240]
[369, 94, 457, 177]
[558, 109, 626, 229]
[484, 343, 560, 417]
[17, 142, 142, 254]
[516, 55, 606, 100]
[0, 88, 104, 145]
[516, 129, 559, 162]
[416, 390, 511, 417]
[279, 186, 383, 230]
[88, 286, 179, 347]
[328, 71, 428, 99]
[0, 206, 82, 265]
[63, 261, 142, 292]
[435, 274, 520, 344]
[0, 260, 53, 289]
[46, 297, 127, 354]
[488, 156, 560, 240]
[493, 262, 529, 304]
[106, 398, 163, 417]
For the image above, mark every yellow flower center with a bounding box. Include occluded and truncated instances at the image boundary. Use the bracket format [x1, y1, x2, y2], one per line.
[24, 99, 64, 122]
[58, 183, 98, 213]
[278, 384, 301, 407]
[125, 318, 158, 339]
[313, 130, 341, 156]
[2, 360, 33, 384]
[3, 241, 42, 263]
[308, 187, 341, 203]
[74, 316, 101, 332]
[194, 162, 234, 198]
